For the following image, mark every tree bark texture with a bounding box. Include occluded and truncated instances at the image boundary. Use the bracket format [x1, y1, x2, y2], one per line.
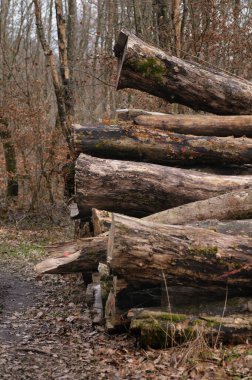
[92, 208, 252, 238]
[129, 309, 252, 348]
[135, 114, 252, 137]
[114, 30, 252, 115]
[108, 214, 252, 293]
[75, 154, 252, 218]
[143, 188, 252, 225]
[116, 108, 169, 121]
[34, 236, 107, 274]
[74, 123, 252, 166]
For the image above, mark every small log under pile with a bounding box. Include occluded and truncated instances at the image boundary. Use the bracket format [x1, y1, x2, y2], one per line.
[129, 309, 252, 348]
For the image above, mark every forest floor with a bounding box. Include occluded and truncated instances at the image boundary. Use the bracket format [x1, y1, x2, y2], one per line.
[0, 224, 252, 380]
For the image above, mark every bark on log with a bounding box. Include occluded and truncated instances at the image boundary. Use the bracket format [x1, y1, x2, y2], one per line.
[34, 236, 107, 275]
[116, 108, 169, 121]
[190, 219, 252, 237]
[108, 214, 252, 292]
[143, 188, 252, 225]
[135, 114, 252, 137]
[129, 309, 252, 348]
[92, 208, 252, 238]
[115, 30, 252, 115]
[75, 154, 252, 218]
[73, 124, 252, 166]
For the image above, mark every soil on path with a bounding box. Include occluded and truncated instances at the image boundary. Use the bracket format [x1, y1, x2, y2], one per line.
[0, 226, 251, 380]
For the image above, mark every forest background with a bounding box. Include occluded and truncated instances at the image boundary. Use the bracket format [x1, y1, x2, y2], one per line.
[1, 0, 252, 222]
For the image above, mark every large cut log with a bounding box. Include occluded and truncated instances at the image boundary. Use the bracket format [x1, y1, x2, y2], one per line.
[115, 30, 252, 115]
[143, 188, 252, 225]
[73, 124, 252, 166]
[92, 208, 252, 238]
[75, 154, 252, 218]
[135, 114, 252, 137]
[108, 214, 252, 293]
[34, 236, 107, 276]
[129, 309, 252, 348]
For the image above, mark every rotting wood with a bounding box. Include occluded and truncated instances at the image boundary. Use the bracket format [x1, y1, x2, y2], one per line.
[129, 308, 252, 348]
[135, 114, 252, 137]
[115, 30, 252, 115]
[73, 123, 252, 166]
[75, 154, 252, 219]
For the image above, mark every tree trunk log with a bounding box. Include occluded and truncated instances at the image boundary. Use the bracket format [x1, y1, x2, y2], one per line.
[115, 30, 252, 115]
[75, 154, 252, 218]
[34, 236, 107, 275]
[143, 188, 252, 225]
[108, 214, 252, 293]
[129, 309, 252, 348]
[116, 108, 169, 121]
[73, 124, 252, 166]
[135, 114, 252, 137]
[92, 208, 252, 238]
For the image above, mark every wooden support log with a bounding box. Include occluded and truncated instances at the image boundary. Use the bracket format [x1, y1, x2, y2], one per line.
[143, 188, 252, 225]
[73, 124, 252, 166]
[92, 208, 252, 238]
[86, 273, 104, 325]
[75, 154, 252, 218]
[115, 30, 252, 115]
[105, 276, 163, 332]
[129, 309, 252, 348]
[34, 236, 107, 276]
[135, 114, 252, 137]
[108, 214, 252, 293]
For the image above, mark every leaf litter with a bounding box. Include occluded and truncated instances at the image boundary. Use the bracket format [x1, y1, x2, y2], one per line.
[0, 226, 252, 379]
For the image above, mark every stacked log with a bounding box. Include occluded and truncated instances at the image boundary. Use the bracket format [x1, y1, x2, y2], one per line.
[35, 30, 252, 348]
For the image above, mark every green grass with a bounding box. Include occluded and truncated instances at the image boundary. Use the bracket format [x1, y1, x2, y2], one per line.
[0, 241, 45, 259]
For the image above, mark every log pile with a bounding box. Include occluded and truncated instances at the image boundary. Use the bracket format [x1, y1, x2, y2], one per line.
[35, 30, 252, 348]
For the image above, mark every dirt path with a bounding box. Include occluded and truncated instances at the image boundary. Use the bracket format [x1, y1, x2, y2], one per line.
[0, 226, 251, 380]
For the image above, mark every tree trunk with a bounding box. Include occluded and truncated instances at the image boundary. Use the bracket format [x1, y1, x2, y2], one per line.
[74, 123, 252, 166]
[135, 114, 252, 137]
[75, 154, 252, 218]
[116, 108, 169, 121]
[92, 208, 252, 238]
[108, 214, 252, 292]
[114, 30, 252, 115]
[34, 235, 107, 275]
[129, 308, 252, 348]
[143, 188, 252, 225]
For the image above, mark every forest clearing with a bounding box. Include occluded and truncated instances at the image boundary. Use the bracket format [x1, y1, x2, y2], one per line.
[1, 1, 252, 379]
